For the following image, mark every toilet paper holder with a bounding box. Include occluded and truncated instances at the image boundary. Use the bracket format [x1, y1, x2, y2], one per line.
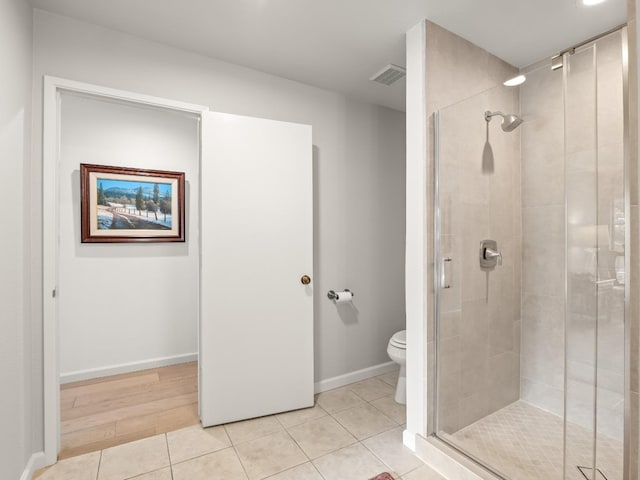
[327, 289, 354, 300]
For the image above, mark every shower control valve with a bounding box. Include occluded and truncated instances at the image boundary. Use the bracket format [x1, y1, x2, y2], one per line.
[479, 239, 502, 269]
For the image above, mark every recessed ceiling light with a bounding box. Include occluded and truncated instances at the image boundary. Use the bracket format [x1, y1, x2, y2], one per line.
[581, 0, 607, 6]
[503, 75, 526, 87]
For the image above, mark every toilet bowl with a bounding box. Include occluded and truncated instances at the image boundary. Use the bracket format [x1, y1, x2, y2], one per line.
[387, 330, 406, 404]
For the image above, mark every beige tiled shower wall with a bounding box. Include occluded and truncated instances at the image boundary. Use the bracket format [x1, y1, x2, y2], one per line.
[424, 21, 521, 434]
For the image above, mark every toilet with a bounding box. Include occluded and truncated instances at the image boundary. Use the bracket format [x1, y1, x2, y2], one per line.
[387, 330, 407, 404]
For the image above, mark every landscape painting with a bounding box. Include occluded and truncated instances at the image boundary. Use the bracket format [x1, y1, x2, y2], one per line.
[81, 164, 185, 243]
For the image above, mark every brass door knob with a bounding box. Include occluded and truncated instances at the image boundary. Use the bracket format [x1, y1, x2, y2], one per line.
[301, 275, 311, 285]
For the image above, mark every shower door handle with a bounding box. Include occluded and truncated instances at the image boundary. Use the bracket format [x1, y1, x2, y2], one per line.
[441, 257, 452, 289]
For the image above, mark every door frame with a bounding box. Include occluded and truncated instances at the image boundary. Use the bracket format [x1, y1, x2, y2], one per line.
[42, 76, 209, 466]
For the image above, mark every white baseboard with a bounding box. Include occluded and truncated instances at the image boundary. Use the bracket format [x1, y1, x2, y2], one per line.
[20, 452, 46, 480]
[314, 361, 398, 394]
[60, 352, 198, 384]
[415, 435, 489, 480]
[403, 428, 416, 451]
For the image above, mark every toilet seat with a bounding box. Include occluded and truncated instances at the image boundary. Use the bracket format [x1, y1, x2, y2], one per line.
[387, 329, 407, 404]
[389, 330, 406, 349]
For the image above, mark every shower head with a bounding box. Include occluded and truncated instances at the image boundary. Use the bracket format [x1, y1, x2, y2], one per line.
[484, 110, 524, 132]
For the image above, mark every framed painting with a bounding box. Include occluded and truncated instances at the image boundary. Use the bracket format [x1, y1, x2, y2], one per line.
[80, 164, 185, 243]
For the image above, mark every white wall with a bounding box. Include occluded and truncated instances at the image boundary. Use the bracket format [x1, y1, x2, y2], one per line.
[32, 10, 406, 388]
[0, 0, 33, 477]
[404, 21, 427, 447]
[58, 93, 200, 380]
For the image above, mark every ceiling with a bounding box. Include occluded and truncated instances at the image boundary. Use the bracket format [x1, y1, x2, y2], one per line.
[30, 0, 627, 111]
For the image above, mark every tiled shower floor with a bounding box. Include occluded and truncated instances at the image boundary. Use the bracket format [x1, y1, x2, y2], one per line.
[445, 401, 623, 480]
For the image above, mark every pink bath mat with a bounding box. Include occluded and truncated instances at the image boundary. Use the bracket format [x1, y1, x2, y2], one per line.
[369, 473, 394, 480]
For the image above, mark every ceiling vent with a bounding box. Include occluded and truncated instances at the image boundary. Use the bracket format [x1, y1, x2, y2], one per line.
[370, 64, 406, 86]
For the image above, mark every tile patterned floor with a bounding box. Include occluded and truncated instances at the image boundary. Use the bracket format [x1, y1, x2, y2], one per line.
[447, 401, 623, 480]
[35, 371, 445, 480]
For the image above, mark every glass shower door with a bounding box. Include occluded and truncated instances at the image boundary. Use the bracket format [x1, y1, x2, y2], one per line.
[564, 40, 599, 480]
[434, 83, 523, 478]
[565, 31, 626, 480]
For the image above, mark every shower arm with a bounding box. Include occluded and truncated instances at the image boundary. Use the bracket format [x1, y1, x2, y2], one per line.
[484, 111, 505, 122]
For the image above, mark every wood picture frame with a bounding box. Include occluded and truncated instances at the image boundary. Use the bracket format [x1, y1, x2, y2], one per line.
[80, 163, 185, 243]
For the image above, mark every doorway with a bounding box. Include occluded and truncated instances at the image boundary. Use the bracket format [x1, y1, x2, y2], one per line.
[43, 79, 209, 464]
[56, 90, 201, 459]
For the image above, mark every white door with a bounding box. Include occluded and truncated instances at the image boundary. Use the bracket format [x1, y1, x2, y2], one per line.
[200, 112, 314, 426]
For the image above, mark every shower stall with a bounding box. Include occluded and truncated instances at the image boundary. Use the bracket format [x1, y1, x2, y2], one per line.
[430, 27, 631, 480]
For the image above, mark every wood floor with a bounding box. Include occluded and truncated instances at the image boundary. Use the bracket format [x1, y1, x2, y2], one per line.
[59, 362, 199, 460]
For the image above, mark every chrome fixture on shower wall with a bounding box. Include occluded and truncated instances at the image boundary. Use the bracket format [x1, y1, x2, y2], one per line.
[479, 239, 502, 269]
[484, 110, 524, 132]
